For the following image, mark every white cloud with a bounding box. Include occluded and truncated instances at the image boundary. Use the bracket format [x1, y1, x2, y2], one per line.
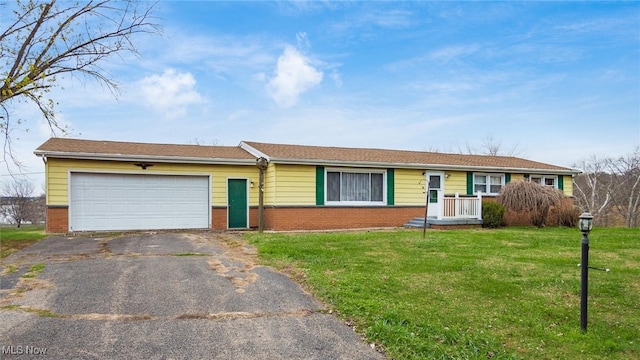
[428, 44, 481, 64]
[330, 69, 343, 88]
[227, 109, 251, 122]
[267, 46, 323, 108]
[364, 9, 414, 28]
[296, 32, 311, 51]
[330, 9, 414, 35]
[138, 69, 204, 118]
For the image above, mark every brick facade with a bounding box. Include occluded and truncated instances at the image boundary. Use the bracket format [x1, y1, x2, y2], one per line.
[45, 203, 470, 232]
[211, 207, 226, 230]
[50, 199, 570, 232]
[48, 206, 258, 232]
[211, 206, 259, 230]
[263, 206, 424, 231]
[46, 206, 69, 233]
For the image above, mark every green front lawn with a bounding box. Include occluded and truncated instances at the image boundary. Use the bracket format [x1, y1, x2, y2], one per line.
[246, 228, 639, 359]
[1, 225, 47, 259]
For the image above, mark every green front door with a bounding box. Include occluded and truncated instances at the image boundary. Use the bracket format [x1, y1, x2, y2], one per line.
[228, 179, 248, 228]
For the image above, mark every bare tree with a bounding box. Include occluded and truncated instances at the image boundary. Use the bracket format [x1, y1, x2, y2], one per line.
[609, 146, 640, 228]
[572, 155, 614, 226]
[189, 138, 220, 146]
[23, 193, 45, 224]
[1, 0, 159, 168]
[1, 178, 35, 227]
[457, 134, 520, 156]
[573, 147, 640, 228]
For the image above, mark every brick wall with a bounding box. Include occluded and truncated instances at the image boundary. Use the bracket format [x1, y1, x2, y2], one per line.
[211, 206, 259, 230]
[249, 207, 258, 228]
[263, 206, 424, 231]
[211, 207, 226, 230]
[46, 206, 68, 233]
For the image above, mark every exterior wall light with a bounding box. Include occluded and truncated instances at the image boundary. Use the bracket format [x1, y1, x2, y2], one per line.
[134, 162, 153, 170]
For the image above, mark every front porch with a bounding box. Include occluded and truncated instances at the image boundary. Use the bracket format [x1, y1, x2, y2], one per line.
[403, 192, 483, 229]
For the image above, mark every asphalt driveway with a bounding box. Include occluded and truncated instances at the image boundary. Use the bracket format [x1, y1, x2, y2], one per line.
[0, 232, 384, 359]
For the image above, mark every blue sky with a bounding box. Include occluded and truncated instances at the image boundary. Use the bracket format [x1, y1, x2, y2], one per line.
[3, 1, 640, 191]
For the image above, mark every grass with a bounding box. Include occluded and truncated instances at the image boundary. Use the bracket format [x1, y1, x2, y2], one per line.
[1, 305, 61, 318]
[172, 253, 210, 256]
[3, 264, 18, 275]
[246, 227, 640, 360]
[0, 225, 47, 259]
[21, 263, 46, 278]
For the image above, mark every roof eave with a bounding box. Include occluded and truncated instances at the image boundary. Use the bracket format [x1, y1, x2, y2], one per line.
[267, 158, 580, 175]
[33, 150, 256, 165]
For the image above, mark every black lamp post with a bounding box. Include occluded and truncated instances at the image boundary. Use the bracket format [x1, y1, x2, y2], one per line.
[578, 212, 593, 332]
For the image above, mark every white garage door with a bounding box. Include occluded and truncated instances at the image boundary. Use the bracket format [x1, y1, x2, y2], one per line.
[70, 173, 210, 231]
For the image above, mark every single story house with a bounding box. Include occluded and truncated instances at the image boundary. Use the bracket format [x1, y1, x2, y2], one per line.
[34, 138, 579, 233]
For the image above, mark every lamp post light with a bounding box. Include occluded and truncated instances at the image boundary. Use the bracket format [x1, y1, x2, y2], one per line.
[578, 212, 594, 332]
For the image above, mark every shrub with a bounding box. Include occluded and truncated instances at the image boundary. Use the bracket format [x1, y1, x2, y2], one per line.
[482, 202, 505, 228]
[555, 198, 582, 227]
[497, 181, 564, 227]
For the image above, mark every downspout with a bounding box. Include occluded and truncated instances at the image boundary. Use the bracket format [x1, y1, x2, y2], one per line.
[256, 157, 269, 233]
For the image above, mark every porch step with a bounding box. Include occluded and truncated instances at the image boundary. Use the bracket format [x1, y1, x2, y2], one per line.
[403, 217, 483, 229]
[403, 217, 432, 228]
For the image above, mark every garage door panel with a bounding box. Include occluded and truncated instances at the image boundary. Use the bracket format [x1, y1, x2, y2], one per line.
[70, 173, 210, 231]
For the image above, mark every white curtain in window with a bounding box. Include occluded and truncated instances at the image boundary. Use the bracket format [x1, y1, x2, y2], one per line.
[342, 173, 370, 201]
[474, 175, 487, 193]
[490, 175, 502, 193]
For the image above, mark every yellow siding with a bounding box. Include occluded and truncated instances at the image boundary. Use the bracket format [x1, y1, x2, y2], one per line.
[45, 158, 258, 206]
[270, 164, 316, 205]
[444, 171, 467, 195]
[49, 158, 574, 208]
[394, 169, 425, 205]
[562, 175, 573, 197]
[507, 174, 573, 196]
[264, 163, 277, 205]
[493, 173, 574, 198]
[44, 160, 51, 204]
[212, 166, 260, 206]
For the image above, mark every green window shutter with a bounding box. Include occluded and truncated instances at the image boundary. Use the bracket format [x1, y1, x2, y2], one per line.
[387, 169, 394, 206]
[558, 175, 564, 191]
[316, 166, 325, 206]
[466, 172, 473, 195]
[505, 173, 511, 183]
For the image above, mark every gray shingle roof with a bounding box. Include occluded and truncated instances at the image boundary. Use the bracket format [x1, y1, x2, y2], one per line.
[35, 138, 255, 161]
[241, 141, 576, 173]
[34, 137, 578, 173]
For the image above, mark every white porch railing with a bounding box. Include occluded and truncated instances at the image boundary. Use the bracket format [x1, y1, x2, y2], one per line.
[438, 192, 482, 220]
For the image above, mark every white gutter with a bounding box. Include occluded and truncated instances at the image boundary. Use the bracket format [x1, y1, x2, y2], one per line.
[33, 150, 257, 165]
[263, 157, 581, 175]
[239, 142, 270, 162]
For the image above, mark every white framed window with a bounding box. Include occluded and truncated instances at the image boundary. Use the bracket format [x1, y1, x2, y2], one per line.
[473, 173, 505, 195]
[530, 175, 557, 188]
[326, 169, 386, 205]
